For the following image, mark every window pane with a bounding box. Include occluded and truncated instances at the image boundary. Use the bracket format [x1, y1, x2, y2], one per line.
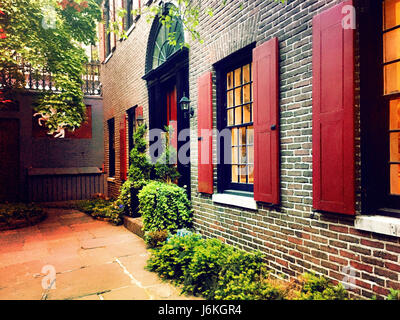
[235, 88, 242, 106]
[384, 61, 400, 94]
[247, 126, 254, 145]
[232, 165, 239, 183]
[391, 164, 400, 195]
[227, 108, 234, 126]
[234, 67, 242, 87]
[239, 127, 246, 145]
[243, 84, 251, 104]
[232, 147, 238, 164]
[248, 145, 254, 164]
[384, 0, 400, 30]
[227, 72, 233, 90]
[243, 64, 251, 83]
[239, 165, 247, 183]
[248, 165, 254, 184]
[390, 99, 400, 130]
[231, 128, 238, 146]
[235, 107, 242, 125]
[390, 132, 400, 162]
[384, 28, 400, 63]
[243, 104, 251, 123]
[227, 90, 234, 107]
[240, 146, 247, 164]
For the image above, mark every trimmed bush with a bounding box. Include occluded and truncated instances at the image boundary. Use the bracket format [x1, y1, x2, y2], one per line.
[139, 181, 192, 233]
[146, 233, 203, 281]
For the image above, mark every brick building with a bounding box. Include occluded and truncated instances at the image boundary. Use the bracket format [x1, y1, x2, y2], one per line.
[100, 0, 400, 299]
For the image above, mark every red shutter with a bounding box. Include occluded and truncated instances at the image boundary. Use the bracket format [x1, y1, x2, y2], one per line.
[313, 1, 355, 215]
[120, 114, 127, 181]
[197, 72, 213, 194]
[253, 37, 280, 204]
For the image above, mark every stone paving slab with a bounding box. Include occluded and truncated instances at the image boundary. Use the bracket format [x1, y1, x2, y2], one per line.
[0, 208, 198, 300]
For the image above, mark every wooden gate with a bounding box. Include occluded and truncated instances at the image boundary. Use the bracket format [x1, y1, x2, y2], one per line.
[0, 118, 20, 202]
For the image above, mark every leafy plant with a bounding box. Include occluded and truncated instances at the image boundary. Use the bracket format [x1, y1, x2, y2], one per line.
[153, 125, 180, 184]
[139, 181, 192, 233]
[386, 289, 400, 300]
[75, 198, 123, 225]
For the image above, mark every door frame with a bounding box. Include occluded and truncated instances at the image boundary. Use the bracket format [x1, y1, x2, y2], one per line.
[143, 48, 191, 197]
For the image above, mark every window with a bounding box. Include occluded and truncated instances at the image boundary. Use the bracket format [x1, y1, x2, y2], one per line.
[104, 0, 111, 57]
[217, 48, 254, 193]
[227, 64, 254, 186]
[125, 0, 140, 30]
[150, 13, 184, 70]
[127, 106, 143, 165]
[384, 0, 400, 195]
[108, 118, 115, 177]
[361, 0, 400, 212]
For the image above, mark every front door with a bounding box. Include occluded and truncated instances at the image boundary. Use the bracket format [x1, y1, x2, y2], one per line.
[166, 86, 178, 152]
[0, 118, 20, 202]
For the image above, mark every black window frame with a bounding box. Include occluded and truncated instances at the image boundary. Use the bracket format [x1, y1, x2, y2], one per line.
[104, 0, 111, 57]
[360, 0, 400, 215]
[215, 44, 255, 194]
[108, 118, 115, 177]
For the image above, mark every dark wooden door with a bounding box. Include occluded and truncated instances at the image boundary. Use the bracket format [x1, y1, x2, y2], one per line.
[0, 119, 20, 202]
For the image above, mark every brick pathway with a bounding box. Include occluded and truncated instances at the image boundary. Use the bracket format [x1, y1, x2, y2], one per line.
[0, 208, 196, 300]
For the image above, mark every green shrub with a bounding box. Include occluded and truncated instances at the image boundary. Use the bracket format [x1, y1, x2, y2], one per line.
[139, 181, 192, 233]
[295, 272, 349, 300]
[146, 233, 203, 281]
[153, 126, 181, 184]
[146, 234, 350, 301]
[182, 238, 235, 298]
[145, 229, 170, 248]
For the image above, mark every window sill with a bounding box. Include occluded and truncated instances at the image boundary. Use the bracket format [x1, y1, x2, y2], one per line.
[355, 215, 400, 237]
[212, 193, 257, 210]
[107, 177, 116, 183]
[103, 52, 113, 64]
[125, 23, 136, 38]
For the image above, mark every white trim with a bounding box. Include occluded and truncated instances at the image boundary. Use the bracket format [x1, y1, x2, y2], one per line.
[212, 193, 258, 210]
[107, 177, 116, 183]
[355, 215, 400, 237]
[126, 23, 136, 37]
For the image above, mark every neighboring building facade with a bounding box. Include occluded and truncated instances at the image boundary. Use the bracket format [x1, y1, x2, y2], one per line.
[0, 64, 104, 202]
[100, 0, 400, 299]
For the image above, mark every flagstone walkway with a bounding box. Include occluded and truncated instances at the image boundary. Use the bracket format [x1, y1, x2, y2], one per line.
[0, 208, 196, 300]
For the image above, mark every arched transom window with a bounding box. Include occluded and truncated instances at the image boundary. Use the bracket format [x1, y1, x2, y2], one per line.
[150, 15, 184, 70]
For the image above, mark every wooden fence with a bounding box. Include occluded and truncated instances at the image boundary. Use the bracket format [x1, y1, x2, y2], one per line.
[27, 168, 105, 202]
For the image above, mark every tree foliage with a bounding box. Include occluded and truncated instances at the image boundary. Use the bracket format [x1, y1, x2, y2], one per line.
[0, 0, 102, 136]
[112, 0, 286, 46]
